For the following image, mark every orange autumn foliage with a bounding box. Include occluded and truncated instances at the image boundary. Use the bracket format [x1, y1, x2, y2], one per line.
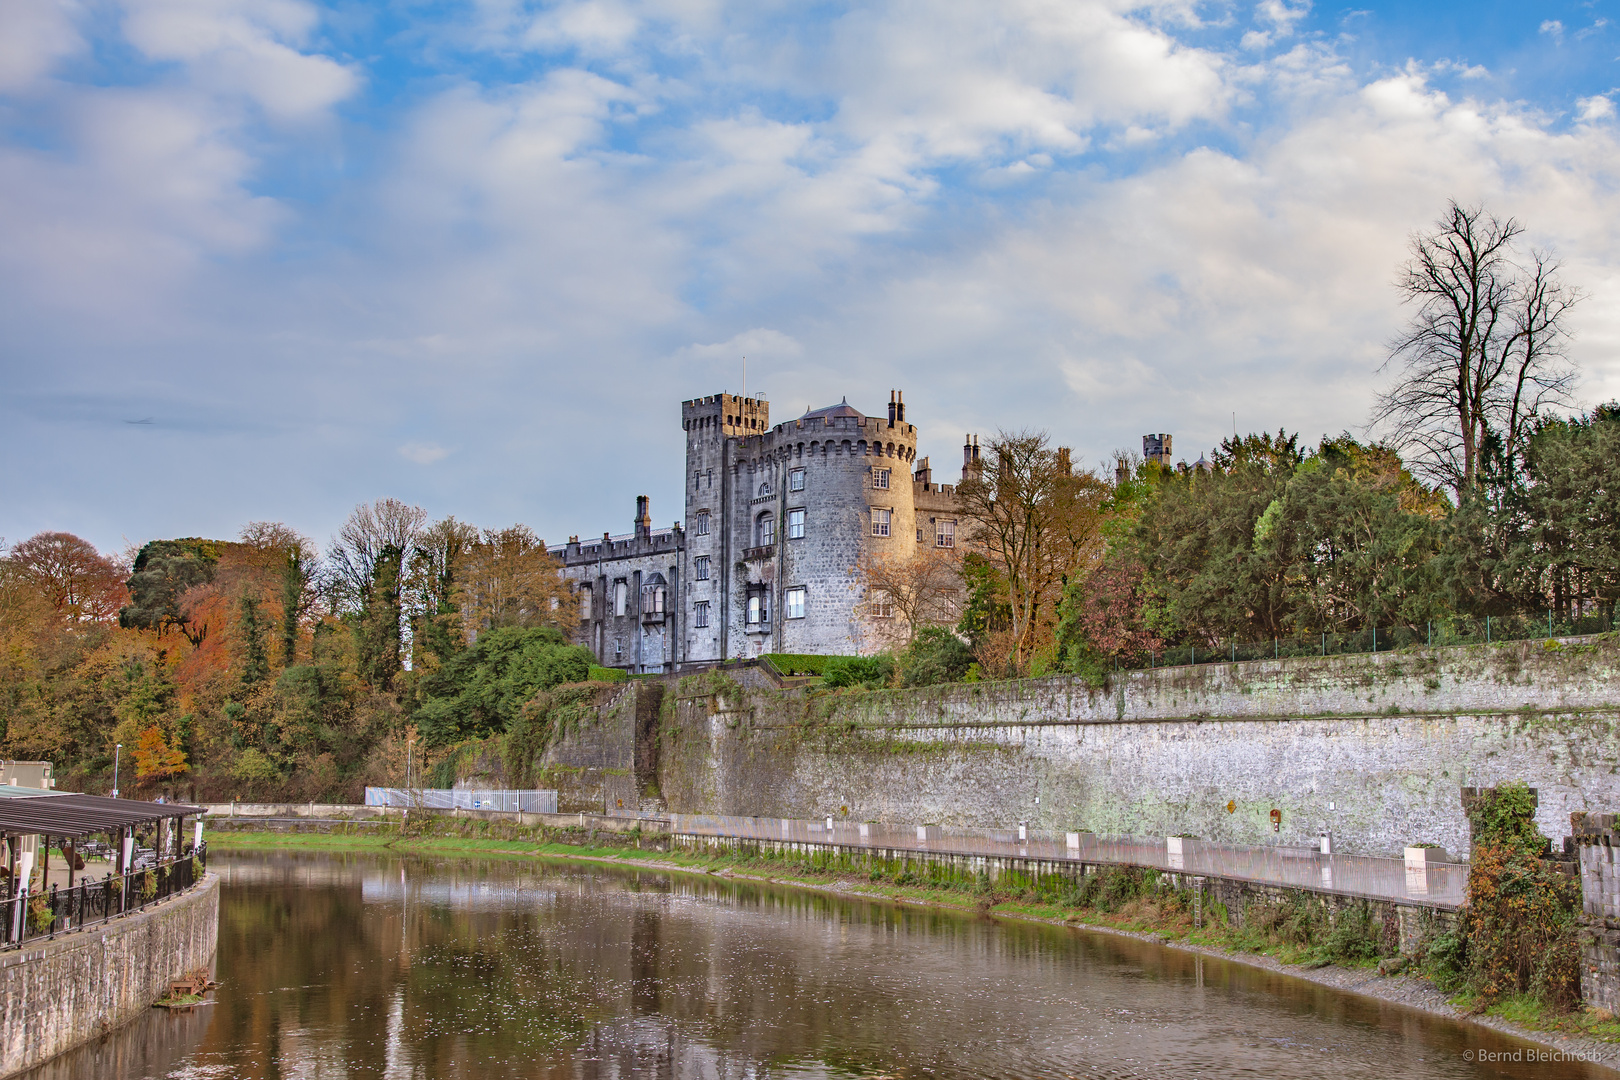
[133, 723, 187, 781]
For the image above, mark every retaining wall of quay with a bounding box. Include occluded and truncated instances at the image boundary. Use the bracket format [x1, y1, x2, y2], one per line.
[0, 874, 220, 1079]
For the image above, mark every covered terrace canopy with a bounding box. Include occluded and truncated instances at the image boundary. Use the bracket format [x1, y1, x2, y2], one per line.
[0, 794, 205, 839]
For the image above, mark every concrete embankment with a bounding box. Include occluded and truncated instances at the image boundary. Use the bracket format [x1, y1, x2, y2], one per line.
[0, 875, 220, 1079]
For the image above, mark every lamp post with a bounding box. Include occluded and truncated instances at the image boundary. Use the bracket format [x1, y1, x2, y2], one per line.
[112, 743, 122, 800]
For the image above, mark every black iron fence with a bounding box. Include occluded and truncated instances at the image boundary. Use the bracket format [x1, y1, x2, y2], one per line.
[1140, 607, 1615, 670]
[2, 846, 208, 949]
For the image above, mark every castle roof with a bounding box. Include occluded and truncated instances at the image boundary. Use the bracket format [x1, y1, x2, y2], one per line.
[800, 397, 865, 422]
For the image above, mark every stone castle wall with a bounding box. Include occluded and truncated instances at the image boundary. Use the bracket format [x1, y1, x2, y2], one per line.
[644, 639, 1620, 859]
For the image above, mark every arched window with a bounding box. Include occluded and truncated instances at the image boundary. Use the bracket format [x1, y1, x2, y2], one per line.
[759, 480, 772, 497]
[755, 512, 775, 547]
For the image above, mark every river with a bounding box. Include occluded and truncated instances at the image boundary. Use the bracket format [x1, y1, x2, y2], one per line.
[24, 851, 1613, 1079]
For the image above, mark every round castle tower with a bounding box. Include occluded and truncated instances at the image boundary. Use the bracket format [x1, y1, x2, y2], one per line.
[681, 391, 919, 660]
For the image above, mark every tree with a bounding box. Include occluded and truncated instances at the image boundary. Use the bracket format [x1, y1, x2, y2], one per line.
[9, 532, 127, 624]
[458, 526, 577, 636]
[239, 522, 319, 668]
[854, 543, 963, 648]
[329, 499, 427, 689]
[954, 431, 1108, 670]
[132, 722, 187, 782]
[120, 538, 223, 644]
[1372, 201, 1580, 498]
[413, 627, 592, 745]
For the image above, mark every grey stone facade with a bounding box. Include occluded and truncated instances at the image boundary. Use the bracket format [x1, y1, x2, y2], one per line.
[552, 389, 968, 671]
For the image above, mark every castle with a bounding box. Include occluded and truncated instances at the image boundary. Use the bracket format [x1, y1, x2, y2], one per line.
[549, 390, 972, 673]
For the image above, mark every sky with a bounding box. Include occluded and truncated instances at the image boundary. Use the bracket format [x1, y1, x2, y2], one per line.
[4, 0, 1620, 557]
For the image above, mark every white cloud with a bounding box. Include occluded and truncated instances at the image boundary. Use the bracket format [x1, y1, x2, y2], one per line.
[1578, 95, 1616, 123]
[1540, 19, 1565, 41]
[0, 0, 85, 91]
[121, 0, 358, 120]
[399, 442, 450, 465]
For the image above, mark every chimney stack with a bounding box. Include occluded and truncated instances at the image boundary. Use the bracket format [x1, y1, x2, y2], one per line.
[634, 495, 651, 539]
[896, 389, 905, 423]
[887, 390, 897, 426]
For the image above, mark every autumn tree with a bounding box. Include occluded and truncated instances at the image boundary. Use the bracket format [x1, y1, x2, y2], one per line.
[121, 538, 222, 644]
[458, 525, 577, 636]
[1372, 201, 1580, 497]
[954, 431, 1108, 670]
[9, 532, 127, 624]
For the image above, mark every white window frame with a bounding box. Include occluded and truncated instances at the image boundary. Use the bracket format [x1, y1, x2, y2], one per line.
[872, 468, 890, 490]
[871, 508, 891, 537]
[870, 590, 894, 618]
[789, 468, 805, 492]
[936, 519, 956, 548]
[756, 512, 775, 547]
[787, 508, 805, 539]
[785, 587, 806, 619]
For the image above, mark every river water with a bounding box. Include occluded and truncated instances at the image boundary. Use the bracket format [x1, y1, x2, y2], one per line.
[28, 851, 1614, 1080]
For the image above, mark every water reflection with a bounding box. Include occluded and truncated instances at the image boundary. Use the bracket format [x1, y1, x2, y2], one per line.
[56, 852, 1618, 1079]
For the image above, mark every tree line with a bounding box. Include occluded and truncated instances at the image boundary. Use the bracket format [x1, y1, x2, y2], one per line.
[0, 503, 593, 801]
[932, 202, 1615, 680]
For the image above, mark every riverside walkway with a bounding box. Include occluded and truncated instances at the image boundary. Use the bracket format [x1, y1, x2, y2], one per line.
[662, 813, 1469, 909]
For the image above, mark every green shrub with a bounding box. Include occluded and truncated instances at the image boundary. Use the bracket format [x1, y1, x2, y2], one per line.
[898, 627, 975, 687]
[587, 665, 628, 683]
[822, 655, 897, 689]
[763, 654, 859, 677]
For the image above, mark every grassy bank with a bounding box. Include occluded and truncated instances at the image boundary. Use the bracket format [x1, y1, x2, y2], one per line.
[206, 824, 1620, 1043]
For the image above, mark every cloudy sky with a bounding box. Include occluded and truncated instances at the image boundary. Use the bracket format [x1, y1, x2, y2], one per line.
[4, 0, 1619, 556]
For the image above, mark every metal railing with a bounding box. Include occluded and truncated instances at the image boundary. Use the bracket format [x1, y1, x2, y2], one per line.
[3, 846, 208, 949]
[364, 788, 559, 813]
[667, 814, 1467, 909]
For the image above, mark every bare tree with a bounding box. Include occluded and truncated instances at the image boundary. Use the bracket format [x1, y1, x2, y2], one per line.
[954, 431, 1107, 670]
[854, 543, 963, 649]
[328, 498, 429, 609]
[8, 532, 128, 624]
[1372, 201, 1579, 497]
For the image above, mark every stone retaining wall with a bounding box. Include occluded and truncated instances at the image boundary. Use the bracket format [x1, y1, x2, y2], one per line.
[0, 874, 220, 1079]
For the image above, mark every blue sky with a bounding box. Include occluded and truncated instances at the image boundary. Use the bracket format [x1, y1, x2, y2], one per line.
[4, 0, 1620, 557]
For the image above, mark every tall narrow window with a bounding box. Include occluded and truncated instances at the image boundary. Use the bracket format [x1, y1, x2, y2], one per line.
[747, 595, 763, 624]
[694, 600, 710, 627]
[785, 587, 806, 619]
[580, 586, 593, 620]
[787, 508, 805, 539]
[789, 469, 805, 492]
[755, 512, 775, 547]
[614, 581, 628, 617]
[695, 555, 710, 581]
[872, 468, 890, 489]
[936, 519, 956, 548]
[694, 511, 710, 536]
[870, 508, 891, 537]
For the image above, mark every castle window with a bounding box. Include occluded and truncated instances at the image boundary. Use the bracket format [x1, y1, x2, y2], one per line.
[787, 508, 805, 539]
[870, 590, 894, 618]
[870, 508, 891, 537]
[614, 581, 628, 617]
[747, 592, 770, 624]
[759, 480, 771, 497]
[706, 469, 713, 489]
[789, 469, 805, 492]
[695, 555, 710, 581]
[694, 601, 710, 628]
[580, 586, 593, 620]
[936, 519, 956, 548]
[694, 472, 701, 491]
[872, 468, 890, 489]
[785, 587, 806, 619]
[755, 512, 775, 547]
[694, 511, 710, 536]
